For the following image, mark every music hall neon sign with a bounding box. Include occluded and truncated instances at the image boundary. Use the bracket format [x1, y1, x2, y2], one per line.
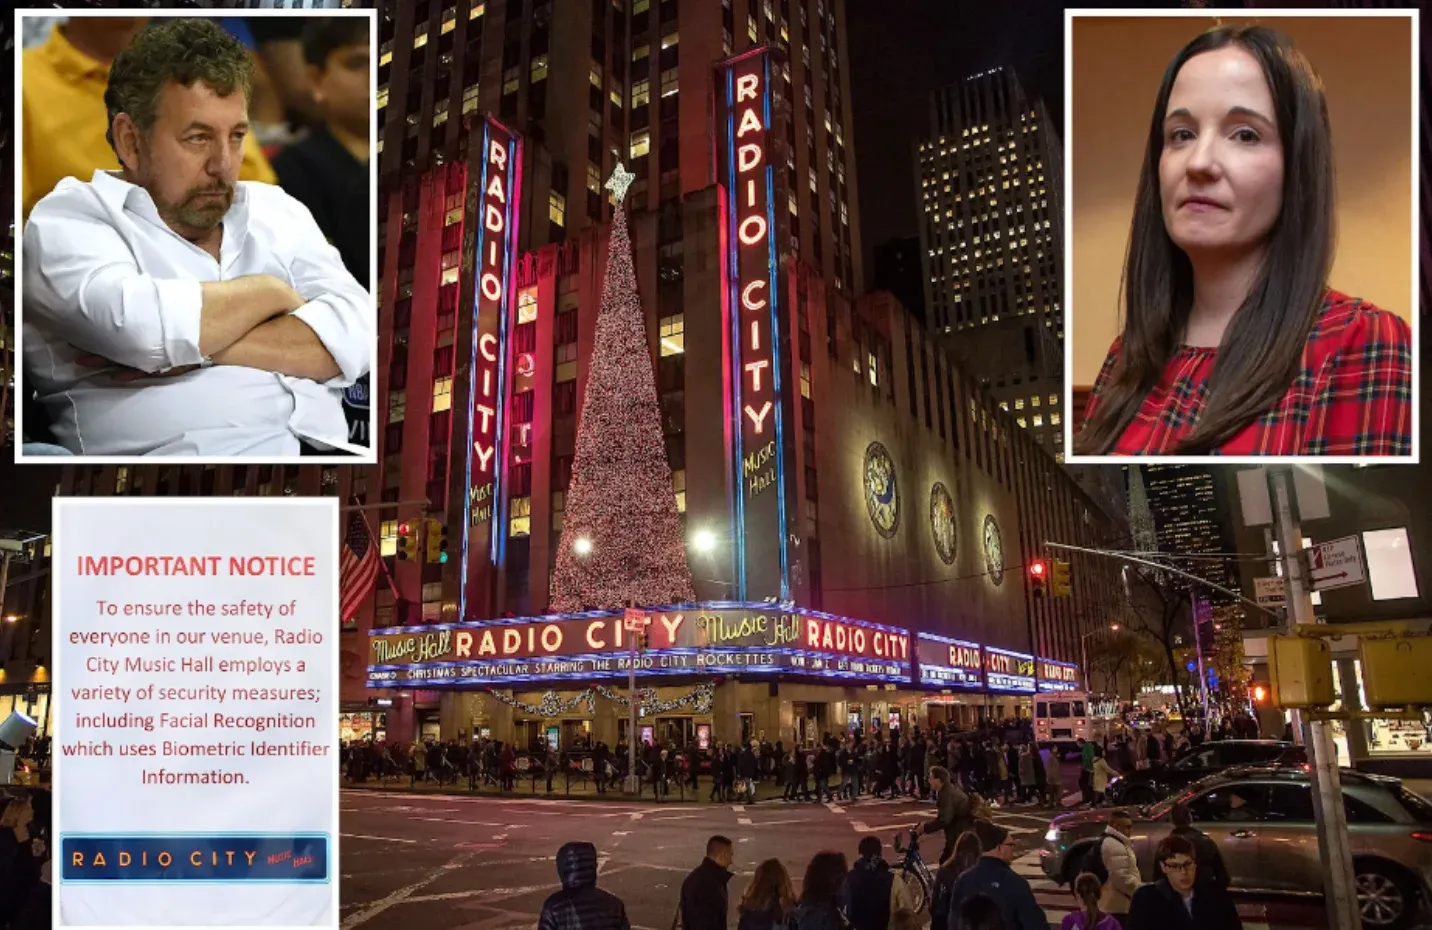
[461, 117, 522, 621]
[719, 48, 789, 602]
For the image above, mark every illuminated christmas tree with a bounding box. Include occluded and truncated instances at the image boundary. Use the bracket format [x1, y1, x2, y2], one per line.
[549, 163, 696, 612]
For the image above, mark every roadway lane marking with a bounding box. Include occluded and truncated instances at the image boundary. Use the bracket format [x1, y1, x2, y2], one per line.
[997, 810, 1058, 825]
[339, 852, 473, 930]
[752, 817, 814, 825]
[410, 816, 509, 827]
[825, 802, 846, 814]
[738, 817, 753, 825]
[731, 805, 746, 813]
[340, 834, 418, 844]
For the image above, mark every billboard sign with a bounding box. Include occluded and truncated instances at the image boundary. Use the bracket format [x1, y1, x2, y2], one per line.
[461, 116, 522, 620]
[915, 633, 984, 689]
[1037, 658, 1081, 692]
[367, 602, 910, 686]
[984, 646, 1036, 693]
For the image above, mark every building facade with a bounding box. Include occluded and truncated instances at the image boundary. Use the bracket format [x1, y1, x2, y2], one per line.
[915, 67, 1064, 460]
[358, 2, 1124, 743]
[1142, 465, 1240, 603]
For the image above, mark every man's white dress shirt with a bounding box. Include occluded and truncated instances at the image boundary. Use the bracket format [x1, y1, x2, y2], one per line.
[23, 170, 372, 456]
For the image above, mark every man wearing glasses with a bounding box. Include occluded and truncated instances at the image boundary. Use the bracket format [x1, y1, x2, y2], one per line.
[944, 820, 1046, 930]
[1126, 835, 1243, 929]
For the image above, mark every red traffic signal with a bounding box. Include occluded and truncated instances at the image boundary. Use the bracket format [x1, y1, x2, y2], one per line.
[1029, 560, 1048, 598]
[398, 522, 411, 536]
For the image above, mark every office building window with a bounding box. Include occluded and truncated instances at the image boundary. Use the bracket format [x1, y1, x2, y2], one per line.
[549, 190, 566, 226]
[530, 54, 549, 82]
[632, 79, 650, 108]
[630, 129, 650, 158]
[673, 470, 686, 513]
[432, 377, 453, 412]
[659, 314, 685, 355]
[509, 497, 532, 537]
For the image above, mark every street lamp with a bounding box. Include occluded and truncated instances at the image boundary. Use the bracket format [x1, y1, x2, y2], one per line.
[1081, 623, 1121, 692]
[691, 529, 716, 554]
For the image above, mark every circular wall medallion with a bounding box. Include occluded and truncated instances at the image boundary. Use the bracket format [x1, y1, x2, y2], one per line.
[862, 442, 900, 539]
[930, 483, 957, 565]
[982, 514, 1005, 585]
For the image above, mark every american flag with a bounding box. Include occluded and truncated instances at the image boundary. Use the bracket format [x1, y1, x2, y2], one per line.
[340, 512, 380, 624]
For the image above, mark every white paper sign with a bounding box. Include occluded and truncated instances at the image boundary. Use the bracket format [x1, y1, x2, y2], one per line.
[54, 498, 339, 928]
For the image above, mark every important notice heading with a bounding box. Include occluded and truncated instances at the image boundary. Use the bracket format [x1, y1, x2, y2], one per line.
[76, 556, 318, 577]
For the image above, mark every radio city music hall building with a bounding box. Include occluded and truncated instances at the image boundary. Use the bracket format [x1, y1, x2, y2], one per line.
[357, 0, 1125, 748]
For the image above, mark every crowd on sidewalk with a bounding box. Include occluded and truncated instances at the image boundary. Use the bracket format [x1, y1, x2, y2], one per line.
[341, 710, 1269, 811]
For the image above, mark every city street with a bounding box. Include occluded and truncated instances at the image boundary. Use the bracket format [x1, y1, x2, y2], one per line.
[336, 789, 1398, 930]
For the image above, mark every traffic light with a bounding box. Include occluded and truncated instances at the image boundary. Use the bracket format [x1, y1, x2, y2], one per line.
[396, 522, 418, 561]
[1050, 559, 1072, 598]
[1028, 560, 1047, 599]
[425, 518, 449, 564]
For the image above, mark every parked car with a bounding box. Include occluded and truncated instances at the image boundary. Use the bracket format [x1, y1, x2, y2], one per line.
[1105, 739, 1305, 805]
[1040, 766, 1432, 929]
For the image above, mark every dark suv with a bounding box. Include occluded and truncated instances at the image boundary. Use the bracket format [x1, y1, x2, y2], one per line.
[1105, 739, 1305, 806]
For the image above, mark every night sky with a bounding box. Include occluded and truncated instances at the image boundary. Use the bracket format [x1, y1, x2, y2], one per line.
[844, 0, 1070, 278]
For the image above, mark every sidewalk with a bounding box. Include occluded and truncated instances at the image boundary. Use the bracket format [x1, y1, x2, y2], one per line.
[341, 776, 813, 804]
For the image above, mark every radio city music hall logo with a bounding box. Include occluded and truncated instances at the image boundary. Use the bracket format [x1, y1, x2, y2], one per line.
[62, 835, 328, 881]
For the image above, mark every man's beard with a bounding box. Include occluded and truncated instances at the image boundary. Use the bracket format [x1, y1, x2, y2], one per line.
[165, 183, 235, 232]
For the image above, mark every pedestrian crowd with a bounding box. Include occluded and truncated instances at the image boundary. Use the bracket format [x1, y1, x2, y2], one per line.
[535, 803, 1242, 930]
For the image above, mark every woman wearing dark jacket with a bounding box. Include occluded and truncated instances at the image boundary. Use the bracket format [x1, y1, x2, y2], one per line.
[930, 831, 982, 930]
[793, 851, 849, 930]
[738, 858, 797, 930]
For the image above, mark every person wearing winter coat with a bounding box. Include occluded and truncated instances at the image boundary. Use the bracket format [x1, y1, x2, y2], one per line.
[782, 752, 800, 801]
[930, 830, 982, 930]
[1091, 749, 1119, 806]
[793, 851, 849, 930]
[538, 841, 631, 930]
[1097, 811, 1141, 918]
[842, 836, 912, 930]
[680, 836, 735, 930]
[737, 742, 759, 802]
[1127, 835, 1243, 930]
[737, 858, 797, 930]
[1042, 744, 1062, 806]
[1169, 803, 1230, 892]
[945, 821, 1047, 930]
[923, 767, 975, 866]
[1017, 745, 1037, 803]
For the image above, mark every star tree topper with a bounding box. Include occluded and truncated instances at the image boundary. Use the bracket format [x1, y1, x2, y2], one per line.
[605, 161, 635, 204]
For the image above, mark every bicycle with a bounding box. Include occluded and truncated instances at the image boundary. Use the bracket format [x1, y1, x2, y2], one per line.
[892, 828, 935, 913]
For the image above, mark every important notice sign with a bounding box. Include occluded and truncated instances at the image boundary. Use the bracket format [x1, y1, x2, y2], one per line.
[55, 499, 339, 928]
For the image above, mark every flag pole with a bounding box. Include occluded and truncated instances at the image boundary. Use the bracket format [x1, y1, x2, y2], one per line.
[350, 498, 401, 601]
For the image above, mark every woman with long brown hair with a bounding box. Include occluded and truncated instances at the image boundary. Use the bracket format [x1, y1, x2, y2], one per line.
[1059, 873, 1120, 930]
[738, 858, 797, 930]
[931, 830, 982, 930]
[1076, 24, 1411, 457]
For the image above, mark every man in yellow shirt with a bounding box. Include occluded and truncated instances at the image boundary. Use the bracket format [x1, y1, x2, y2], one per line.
[22, 17, 276, 221]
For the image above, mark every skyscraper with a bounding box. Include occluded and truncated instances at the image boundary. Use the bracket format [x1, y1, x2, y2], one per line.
[1142, 465, 1239, 603]
[915, 67, 1064, 459]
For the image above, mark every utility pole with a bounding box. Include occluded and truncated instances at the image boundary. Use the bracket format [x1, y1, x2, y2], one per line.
[1268, 468, 1360, 930]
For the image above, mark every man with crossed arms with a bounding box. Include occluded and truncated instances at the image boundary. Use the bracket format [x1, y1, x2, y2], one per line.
[23, 17, 370, 457]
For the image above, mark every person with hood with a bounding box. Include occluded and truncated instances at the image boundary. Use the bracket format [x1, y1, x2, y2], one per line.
[738, 858, 797, 930]
[1096, 810, 1140, 920]
[842, 836, 911, 930]
[679, 835, 735, 930]
[538, 841, 630, 930]
[1091, 746, 1119, 806]
[1168, 803, 1229, 891]
[1127, 835, 1242, 930]
[944, 821, 1046, 930]
[923, 766, 974, 866]
[793, 851, 849, 930]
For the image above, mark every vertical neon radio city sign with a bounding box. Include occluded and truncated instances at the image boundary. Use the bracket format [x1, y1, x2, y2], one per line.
[717, 48, 789, 603]
[461, 117, 523, 621]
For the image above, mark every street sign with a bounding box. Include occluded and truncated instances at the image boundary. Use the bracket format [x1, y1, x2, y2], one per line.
[1308, 536, 1365, 592]
[622, 608, 646, 632]
[1254, 576, 1286, 607]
